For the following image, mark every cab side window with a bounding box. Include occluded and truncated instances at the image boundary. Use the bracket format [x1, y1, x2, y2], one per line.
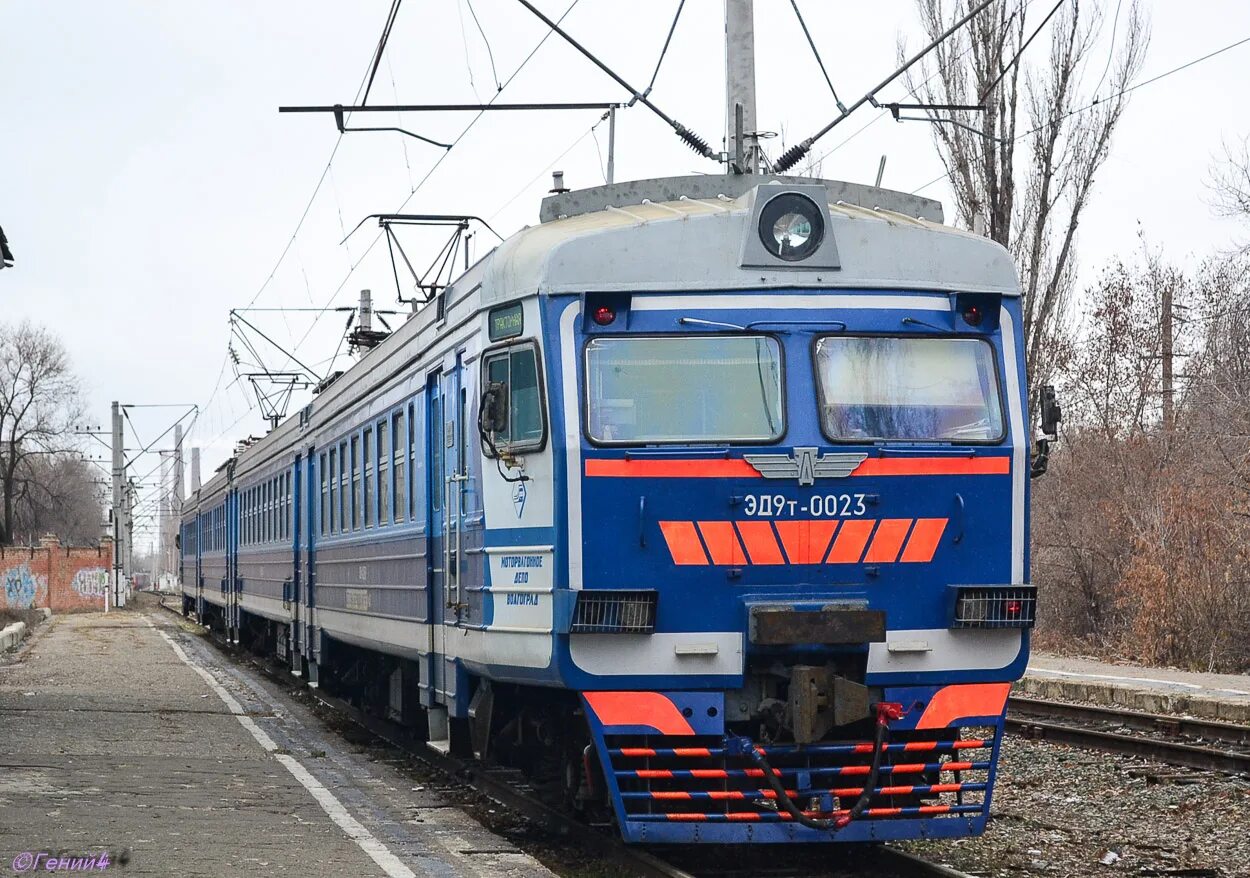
[482, 344, 545, 450]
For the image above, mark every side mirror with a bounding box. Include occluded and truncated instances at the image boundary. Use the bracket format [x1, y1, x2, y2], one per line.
[1039, 385, 1062, 438]
[480, 382, 509, 435]
[175, 533, 181, 550]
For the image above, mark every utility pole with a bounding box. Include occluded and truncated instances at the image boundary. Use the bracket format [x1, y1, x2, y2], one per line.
[191, 447, 201, 493]
[725, 0, 760, 174]
[1162, 282, 1174, 432]
[110, 401, 124, 611]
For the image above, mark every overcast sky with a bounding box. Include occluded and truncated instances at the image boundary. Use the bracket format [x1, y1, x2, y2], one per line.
[3, 0, 1249, 548]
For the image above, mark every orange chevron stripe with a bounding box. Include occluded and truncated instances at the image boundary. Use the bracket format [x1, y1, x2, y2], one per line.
[901, 518, 948, 562]
[658, 521, 708, 565]
[826, 519, 875, 563]
[863, 518, 913, 563]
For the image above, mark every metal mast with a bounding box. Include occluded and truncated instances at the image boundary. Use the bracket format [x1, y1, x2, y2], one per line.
[725, 0, 760, 174]
[110, 401, 124, 609]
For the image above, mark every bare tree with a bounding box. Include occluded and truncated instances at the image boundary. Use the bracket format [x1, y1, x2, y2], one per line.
[13, 454, 103, 545]
[906, 0, 1148, 397]
[1210, 137, 1250, 221]
[0, 322, 86, 545]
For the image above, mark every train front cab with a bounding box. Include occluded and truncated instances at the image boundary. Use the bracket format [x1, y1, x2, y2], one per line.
[554, 285, 1032, 844]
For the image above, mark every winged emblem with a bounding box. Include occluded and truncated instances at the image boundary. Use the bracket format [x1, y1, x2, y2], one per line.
[743, 448, 867, 486]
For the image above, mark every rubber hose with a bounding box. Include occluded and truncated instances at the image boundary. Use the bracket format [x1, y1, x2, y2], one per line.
[745, 717, 888, 832]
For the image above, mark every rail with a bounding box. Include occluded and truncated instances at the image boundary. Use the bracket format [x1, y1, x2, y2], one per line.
[1006, 696, 1250, 775]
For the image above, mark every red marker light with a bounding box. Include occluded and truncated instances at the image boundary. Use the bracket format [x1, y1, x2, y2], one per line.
[963, 305, 983, 327]
[592, 305, 616, 326]
[1005, 599, 1022, 616]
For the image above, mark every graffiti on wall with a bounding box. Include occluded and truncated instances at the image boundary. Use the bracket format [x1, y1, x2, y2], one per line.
[71, 568, 109, 599]
[3, 564, 45, 609]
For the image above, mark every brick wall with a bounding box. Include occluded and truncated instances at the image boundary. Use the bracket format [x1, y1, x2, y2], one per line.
[0, 536, 114, 613]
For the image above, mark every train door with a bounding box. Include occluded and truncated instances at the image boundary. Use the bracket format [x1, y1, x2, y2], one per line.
[290, 454, 303, 673]
[195, 514, 203, 623]
[228, 490, 239, 643]
[427, 356, 467, 712]
[301, 445, 317, 678]
[427, 372, 447, 706]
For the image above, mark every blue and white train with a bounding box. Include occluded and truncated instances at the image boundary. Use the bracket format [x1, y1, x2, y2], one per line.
[181, 174, 1049, 845]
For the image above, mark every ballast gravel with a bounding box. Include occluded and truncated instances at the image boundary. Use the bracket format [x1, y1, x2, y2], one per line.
[902, 735, 1250, 877]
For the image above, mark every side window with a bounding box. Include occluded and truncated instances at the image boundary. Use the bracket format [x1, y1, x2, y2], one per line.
[431, 394, 443, 512]
[339, 441, 348, 533]
[481, 344, 545, 451]
[363, 426, 374, 528]
[320, 455, 328, 536]
[350, 436, 360, 530]
[407, 402, 417, 521]
[328, 447, 337, 534]
[378, 420, 390, 527]
[393, 411, 405, 524]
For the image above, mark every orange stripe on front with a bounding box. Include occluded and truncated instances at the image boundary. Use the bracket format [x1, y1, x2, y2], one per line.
[826, 519, 875, 563]
[851, 457, 1010, 476]
[900, 517, 948, 563]
[863, 518, 913, 563]
[697, 521, 748, 566]
[583, 692, 696, 735]
[585, 458, 761, 478]
[735, 521, 786, 565]
[915, 682, 1012, 729]
[658, 521, 708, 565]
[774, 520, 838, 565]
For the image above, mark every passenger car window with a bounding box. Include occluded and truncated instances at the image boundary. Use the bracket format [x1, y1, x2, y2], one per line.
[481, 344, 545, 449]
[814, 336, 1004, 442]
[584, 335, 783, 444]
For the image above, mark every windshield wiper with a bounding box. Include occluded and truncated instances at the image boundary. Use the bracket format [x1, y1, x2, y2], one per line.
[677, 317, 747, 330]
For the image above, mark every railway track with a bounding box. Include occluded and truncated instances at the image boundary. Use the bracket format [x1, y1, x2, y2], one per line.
[1006, 695, 1250, 775]
[160, 600, 973, 878]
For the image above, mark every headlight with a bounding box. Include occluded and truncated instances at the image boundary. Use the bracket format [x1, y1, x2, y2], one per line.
[758, 192, 824, 262]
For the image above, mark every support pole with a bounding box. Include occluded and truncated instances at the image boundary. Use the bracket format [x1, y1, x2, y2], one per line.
[110, 401, 123, 612]
[725, 0, 760, 174]
[606, 105, 616, 184]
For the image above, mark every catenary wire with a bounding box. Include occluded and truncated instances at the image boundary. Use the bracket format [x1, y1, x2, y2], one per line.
[790, 0, 846, 111]
[643, 0, 686, 99]
[465, 0, 503, 91]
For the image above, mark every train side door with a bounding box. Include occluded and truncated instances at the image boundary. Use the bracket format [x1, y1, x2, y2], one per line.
[427, 372, 447, 704]
[228, 490, 240, 643]
[427, 357, 467, 708]
[195, 514, 203, 622]
[302, 444, 317, 677]
[290, 454, 303, 673]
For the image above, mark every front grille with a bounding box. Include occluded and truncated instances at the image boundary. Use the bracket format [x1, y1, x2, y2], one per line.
[951, 585, 1037, 629]
[571, 589, 657, 634]
[605, 727, 996, 825]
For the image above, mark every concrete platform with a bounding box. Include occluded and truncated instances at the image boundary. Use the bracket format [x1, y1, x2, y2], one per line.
[1020, 651, 1250, 723]
[0, 606, 555, 877]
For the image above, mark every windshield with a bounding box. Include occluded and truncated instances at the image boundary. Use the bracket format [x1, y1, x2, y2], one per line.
[814, 336, 1004, 442]
[585, 335, 783, 444]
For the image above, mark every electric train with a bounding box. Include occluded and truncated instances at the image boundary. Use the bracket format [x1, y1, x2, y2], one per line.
[181, 174, 1044, 844]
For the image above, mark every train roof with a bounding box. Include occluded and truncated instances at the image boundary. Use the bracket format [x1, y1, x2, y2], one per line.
[480, 175, 1021, 304]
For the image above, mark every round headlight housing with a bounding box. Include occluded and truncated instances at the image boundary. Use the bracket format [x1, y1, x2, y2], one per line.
[758, 192, 824, 262]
